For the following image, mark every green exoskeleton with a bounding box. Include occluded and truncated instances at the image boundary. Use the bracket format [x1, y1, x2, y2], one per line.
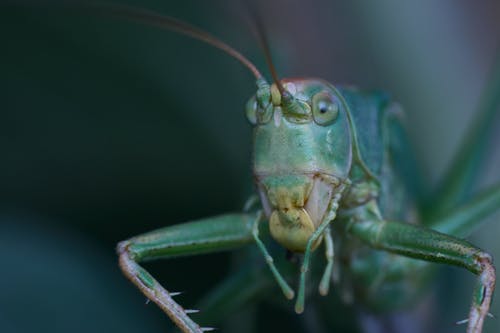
[102, 4, 500, 333]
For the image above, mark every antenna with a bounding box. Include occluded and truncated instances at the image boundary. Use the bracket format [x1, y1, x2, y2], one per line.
[247, 4, 286, 97]
[27, 1, 265, 80]
[247, 5, 308, 116]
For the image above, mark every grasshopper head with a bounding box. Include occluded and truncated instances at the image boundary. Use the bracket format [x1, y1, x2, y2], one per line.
[246, 79, 352, 253]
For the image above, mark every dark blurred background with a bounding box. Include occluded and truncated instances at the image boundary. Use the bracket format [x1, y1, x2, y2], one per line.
[0, 0, 499, 332]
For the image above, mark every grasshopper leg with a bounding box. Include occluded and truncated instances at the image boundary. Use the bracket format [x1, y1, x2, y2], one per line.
[118, 245, 203, 332]
[117, 213, 255, 333]
[348, 214, 496, 333]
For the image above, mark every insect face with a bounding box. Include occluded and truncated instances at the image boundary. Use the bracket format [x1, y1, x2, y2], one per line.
[248, 78, 352, 252]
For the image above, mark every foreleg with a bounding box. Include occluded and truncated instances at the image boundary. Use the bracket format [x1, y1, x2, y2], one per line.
[117, 213, 255, 333]
[349, 218, 495, 333]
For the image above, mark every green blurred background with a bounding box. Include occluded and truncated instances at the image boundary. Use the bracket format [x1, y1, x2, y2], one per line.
[0, 0, 499, 332]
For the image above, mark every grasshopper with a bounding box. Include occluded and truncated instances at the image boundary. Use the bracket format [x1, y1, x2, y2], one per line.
[3, 2, 498, 333]
[90, 3, 500, 333]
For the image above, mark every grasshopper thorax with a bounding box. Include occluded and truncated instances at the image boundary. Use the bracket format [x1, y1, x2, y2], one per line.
[246, 78, 353, 252]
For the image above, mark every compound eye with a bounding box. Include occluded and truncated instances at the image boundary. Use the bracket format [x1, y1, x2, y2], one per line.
[312, 92, 339, 126]
[245, 97, 258, 125]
